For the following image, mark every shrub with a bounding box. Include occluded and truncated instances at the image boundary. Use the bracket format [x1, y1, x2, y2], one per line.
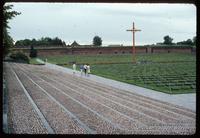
[10, 51, 30, 63]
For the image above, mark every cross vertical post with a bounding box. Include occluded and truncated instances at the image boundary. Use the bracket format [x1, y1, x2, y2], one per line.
[126, 22, 141, 63]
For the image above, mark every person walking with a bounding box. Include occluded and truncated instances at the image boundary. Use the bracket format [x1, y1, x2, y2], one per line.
[87, 64, 91, 77]
[83, 64, 87, 76]
[80, 64, 84, 76]
[72, 62, 76, 74]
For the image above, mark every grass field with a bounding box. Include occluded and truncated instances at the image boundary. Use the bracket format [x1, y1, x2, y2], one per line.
[37, 53, 196, 94]
[38, 53, 195, 64]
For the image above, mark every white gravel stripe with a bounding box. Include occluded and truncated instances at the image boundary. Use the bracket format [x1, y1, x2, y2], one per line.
[5, 64, 49, 134]
[16, 64, 188, 134]
[14, 64, 96, 134]
[39, 60, 195, 112]
[10, 67, 55, 134]
[15, 63, 195, 134]
[87, 86, 195, 121]
[21, 63, 196, 122]
[20, 64, 194, 125]
[39, 75, 148, 127]
[39, 74, 161, 126]
[20, 64, 166, 125]
[16, 65, 126, 134]
[23, 71, 127, 132]
[36, 77, 147, 131]
[50, 74, 179, 123]
[48, 68, 195, 119]
[38, 73, 165, 125]
[77, 73, 196, 115]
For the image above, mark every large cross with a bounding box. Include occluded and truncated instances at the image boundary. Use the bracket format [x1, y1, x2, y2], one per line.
[126, 22, 141, 63]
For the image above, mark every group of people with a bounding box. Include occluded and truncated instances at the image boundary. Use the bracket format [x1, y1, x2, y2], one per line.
[72, 62, 90, 76]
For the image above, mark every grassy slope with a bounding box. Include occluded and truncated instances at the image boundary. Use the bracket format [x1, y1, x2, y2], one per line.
[39, 53, 195, 64]
[39, 53, 196, 94]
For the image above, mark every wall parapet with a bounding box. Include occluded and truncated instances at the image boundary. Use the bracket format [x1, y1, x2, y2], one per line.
[11, 45, 195, 56]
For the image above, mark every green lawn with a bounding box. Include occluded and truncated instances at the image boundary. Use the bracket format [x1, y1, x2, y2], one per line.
[38, 53, 196, 94]
[91, 62, 196, 94]
[29, 58, 43, 64]
[39, 53, 195, 65]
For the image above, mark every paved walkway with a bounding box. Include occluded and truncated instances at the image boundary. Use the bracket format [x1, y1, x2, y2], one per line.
[37, 59, 196, 112]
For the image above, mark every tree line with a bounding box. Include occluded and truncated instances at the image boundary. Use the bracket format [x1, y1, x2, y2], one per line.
[15, 37, 66, 47]
[157, 35, 196, 46]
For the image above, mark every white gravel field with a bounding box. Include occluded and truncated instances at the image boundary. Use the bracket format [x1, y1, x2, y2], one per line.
[3, 62, 196, 135]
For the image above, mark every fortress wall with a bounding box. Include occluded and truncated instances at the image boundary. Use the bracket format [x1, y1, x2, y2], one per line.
[12, 46, 195, 56]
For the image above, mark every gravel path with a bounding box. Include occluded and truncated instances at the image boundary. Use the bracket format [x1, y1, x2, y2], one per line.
[11, 65, 93, 134]
[4, 63, 49, 134]
[4, 62, 196, 134]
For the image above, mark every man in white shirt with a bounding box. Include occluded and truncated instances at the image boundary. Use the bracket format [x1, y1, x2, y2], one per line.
[72, 62, 76, 74]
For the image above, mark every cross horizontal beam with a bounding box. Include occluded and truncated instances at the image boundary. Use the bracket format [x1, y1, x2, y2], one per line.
[126, 29, 141, 32]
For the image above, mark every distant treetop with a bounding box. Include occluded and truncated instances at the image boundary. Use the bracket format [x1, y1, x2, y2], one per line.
[15, 37, 66, 47]
[93, 36, 102, 46]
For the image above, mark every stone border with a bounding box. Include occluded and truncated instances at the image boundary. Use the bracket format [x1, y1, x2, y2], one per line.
[3, 72, 9, 134]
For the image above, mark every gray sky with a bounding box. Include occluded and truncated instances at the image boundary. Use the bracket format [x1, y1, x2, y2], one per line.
[8, 3, 196, 46]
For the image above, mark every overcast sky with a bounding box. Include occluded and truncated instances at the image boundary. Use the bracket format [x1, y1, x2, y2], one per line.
[8, 3, 196, 46]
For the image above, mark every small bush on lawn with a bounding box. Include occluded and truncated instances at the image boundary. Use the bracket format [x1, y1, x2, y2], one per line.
[10, 51, 30, 63]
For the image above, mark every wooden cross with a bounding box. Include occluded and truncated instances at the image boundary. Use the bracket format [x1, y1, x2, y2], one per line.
[126, 22, 141, 63]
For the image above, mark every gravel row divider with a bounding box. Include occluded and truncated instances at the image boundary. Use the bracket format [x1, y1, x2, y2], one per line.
[18, 64, 165, 126]
[11, 67, 55, 134]
[4, 63, 49, 134]
[50, 66, 195, 114]
[56, 68, 195, 118]
[34, 74, 196, 133]
[40, 74, 166, 125]
[12, 63, 95, 134]
[14, 63, 126, 134]
[66, 72, 196, 117]
[45, 74, 181, 123]
[37, 73, 179, 125]
[36, 77, 147, 131]
[40, 76, 194, 128]
[14, 63, 195, 134]
[15, 64, 186, 134]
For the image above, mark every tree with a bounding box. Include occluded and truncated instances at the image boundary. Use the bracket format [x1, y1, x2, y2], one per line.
[93, 36, 102, 46]
[163, 35, 173, 45]
[15, 37, 65, 47]
[3, 4, 21, 58]
[193, 36, 196, 45]
[176, 38, 194, 45]
[3, 28, 14, 57]
[185, 39, 193, 45]
[29, 45, 37, 58]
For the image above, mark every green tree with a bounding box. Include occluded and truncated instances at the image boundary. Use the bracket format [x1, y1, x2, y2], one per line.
[29, 45, 37, 58]
[177, 38, 194, 45]
[15, 37, 65, 47]
[193, 36, 196, 45]
[185, 39, 193, 45]
[3, 4, 21, 58]
[163, 35, 173, 45]
[93, 36, 102, 46]
[3, 28, 14, 56]
[31, 38, 37, 46]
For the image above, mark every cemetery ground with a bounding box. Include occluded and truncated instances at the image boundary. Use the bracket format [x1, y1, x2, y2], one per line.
[3, 61, 196, 134]
[37, 53, 196, 94]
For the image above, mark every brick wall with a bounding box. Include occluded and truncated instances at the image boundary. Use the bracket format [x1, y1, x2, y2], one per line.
[12, 46, 195, 56]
